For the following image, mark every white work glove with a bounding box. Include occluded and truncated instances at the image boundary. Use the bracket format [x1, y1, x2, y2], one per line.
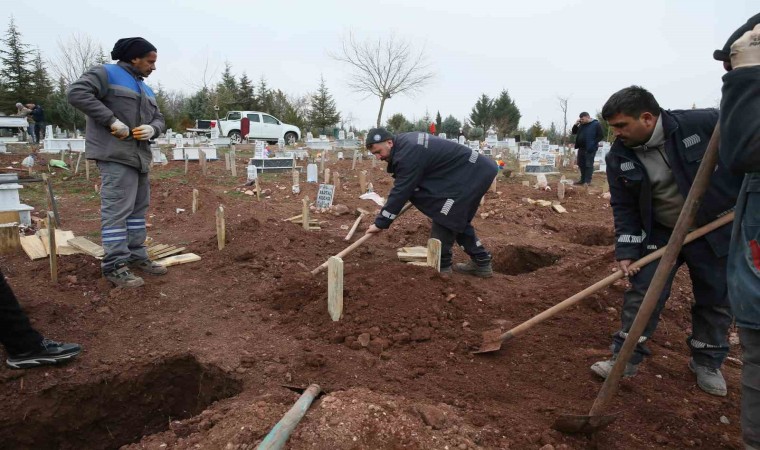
[110, 119, 129, 139]
[132, 124, 155, 141]
[730, 24, 760, 69]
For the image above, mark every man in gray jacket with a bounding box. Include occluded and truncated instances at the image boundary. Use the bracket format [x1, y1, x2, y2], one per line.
[68, 37, 166, 288]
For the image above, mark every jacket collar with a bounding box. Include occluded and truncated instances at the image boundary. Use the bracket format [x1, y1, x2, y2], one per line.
[117, 61, 144, 80]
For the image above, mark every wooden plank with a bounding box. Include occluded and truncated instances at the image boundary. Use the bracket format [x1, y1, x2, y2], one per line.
[192, 189, 199, 213]
[552, 204, 567, 214]
[327, 256, 343, 321]
[0, 224, 20, 255]
[154, 253, 201, 267]
[302, 197, 310, 231]
[38, 229, 81, 255]
[67, 236, 105, 258]
[216, 205, 225, 250]
[407, 261, 429, 266]
[47, 212, 57, 282]
[147, 244, 170, 255]
[20, 235, 47, 259]
[149, 245, 176, 258]
[0, 211, 20, 224]
[283, 213, 303, 222]
[344, 213, 364, 241]
[359, 170, 367, 193]
[427, 238, 442, 272]
[151, 246, 185, 260]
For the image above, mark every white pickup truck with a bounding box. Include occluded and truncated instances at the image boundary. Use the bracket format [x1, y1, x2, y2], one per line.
[195, 111, 301, 144]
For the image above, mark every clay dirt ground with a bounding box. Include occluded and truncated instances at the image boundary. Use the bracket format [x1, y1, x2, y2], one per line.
[0, 149, 745, 449]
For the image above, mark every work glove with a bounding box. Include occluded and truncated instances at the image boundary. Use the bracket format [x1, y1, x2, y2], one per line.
[132, 124, 155, 141]
[730, 24, 760, 69]
[110, 119, 129, 139]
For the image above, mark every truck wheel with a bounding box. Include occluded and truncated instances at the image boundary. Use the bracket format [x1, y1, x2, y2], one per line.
[285, 132, 297, 145]
[229, 131, 242, 144]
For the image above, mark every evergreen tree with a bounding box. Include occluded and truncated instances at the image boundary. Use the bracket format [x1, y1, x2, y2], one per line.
[440, 115, 462, 136]
[546, 121, 559, 144]
[256, 76, 272, 112]
[46, 76, 82, 131]
[492, 90, 521, 137]
[469, 94, 493, 132]
[435, 111, 442, 133]
[385, 113, 412, 134]
[527, 120, 545, 141]
[29, 48, 52, 104]
[0, 17, 34, 112]
[238, 72, 255, 110]
[308, 75, 340, 133]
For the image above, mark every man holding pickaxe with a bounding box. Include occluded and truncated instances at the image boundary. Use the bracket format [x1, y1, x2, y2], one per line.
[591, 86, 742, 397]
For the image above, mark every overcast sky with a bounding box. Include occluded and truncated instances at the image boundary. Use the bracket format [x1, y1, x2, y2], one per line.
[9, 1, 757, 132]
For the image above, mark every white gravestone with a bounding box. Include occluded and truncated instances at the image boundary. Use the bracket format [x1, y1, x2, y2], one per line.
[458, 136, 466, 145]
[247, 164, 258, 181]
[338, 130, 346, 140]
[316, 184, 335, 208]
[306, 163, 318, 183]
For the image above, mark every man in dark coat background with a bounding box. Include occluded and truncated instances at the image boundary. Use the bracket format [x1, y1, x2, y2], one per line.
[571, 111, 604, 185]
[364, 128, 498, 277]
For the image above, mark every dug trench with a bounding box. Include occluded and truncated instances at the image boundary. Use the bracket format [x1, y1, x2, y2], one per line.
[0, 355, 242, 450]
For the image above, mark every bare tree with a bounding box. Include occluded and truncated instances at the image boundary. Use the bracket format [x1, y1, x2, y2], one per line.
[557, 95, 570, 146]
[49, 33, 106, 87]
[331, 32, 434, 127]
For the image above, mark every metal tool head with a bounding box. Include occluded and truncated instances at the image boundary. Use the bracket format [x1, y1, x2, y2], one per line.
[472, 329, 509, 354]
[552, 412, 618, 434]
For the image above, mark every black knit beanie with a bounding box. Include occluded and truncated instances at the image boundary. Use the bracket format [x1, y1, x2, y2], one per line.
[111, 37, 157, 62]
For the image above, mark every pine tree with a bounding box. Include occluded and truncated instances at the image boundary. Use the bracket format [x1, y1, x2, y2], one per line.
[492, 90, 521, 137]
[441, 115, 462, 136]
[386, 113, 412, 134]
[435, 111, 442, 133]
[29, 48, 52, 104]
[308, 75, 340, 134]
[469, 94, 493, 132]
[256, 76, 272, 112]
[0, 17, 34, 112]
[238, 72, 255, 110]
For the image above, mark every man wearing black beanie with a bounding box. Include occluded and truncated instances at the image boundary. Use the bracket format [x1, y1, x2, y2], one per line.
[715, 14, 760, 450]
[67, 37, 166, 288]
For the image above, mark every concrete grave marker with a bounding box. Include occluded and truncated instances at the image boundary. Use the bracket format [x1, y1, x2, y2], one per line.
[316, 184, 335, 208]
[306, 163, 318, 183]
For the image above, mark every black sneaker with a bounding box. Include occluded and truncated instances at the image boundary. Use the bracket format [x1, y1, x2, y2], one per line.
[6, 339, 82, 369]
[104, 263, 145, 288]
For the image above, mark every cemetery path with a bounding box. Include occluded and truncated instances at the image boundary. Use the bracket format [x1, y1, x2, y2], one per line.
[0, 153, 744, 449]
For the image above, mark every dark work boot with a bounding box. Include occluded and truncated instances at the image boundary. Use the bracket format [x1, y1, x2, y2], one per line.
[104, 262, 144, 288]
[453, 259, 493, 278]
[129, 259, 168, 275]
[6, 338, 82, 369]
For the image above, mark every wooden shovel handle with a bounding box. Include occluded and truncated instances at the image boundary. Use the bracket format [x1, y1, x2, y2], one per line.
[311, 203, 414, 275]
[499, 210, 734, 343]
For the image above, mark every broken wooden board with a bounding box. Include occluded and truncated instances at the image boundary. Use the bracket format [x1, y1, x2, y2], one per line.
[397, 246, 428, 262]
[147, 244, 171, 256]
[552, 203, 567, 213]
[20, 235, 47, 260]
[407, 261, 429, 266]
[154, 253, 201, 267]
[535, 200, 553, 207]
[152, 246, 185, 260]
[67, 236, 105, 258]
[37, 229, 82, 256]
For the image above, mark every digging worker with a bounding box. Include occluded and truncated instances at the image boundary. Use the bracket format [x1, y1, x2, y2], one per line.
[364, 128, 498, 277]
[0, 268, 81, 369]
[67, 37, 166, 288]
[571, 111, 604, 185]
[590, 86, 742, 397]
[715, 15, 760, 449]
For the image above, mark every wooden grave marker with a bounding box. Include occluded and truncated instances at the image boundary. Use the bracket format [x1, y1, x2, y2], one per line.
[302, 196, 310, 230]
[427, 238, 442, 272]
[199, 149, 208, 176]
[47, 211, 57, 282]
[327, 256, 343, 321]
[359, 170, 367, 193]
[192, 189, 199, 213]
[216, 205, 225, 250]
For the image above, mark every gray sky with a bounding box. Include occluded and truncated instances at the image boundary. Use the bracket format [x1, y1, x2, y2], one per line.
[10, 1, 758, 131]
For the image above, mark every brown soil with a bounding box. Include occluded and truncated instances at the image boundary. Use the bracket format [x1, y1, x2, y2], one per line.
[0, 152, 744, 449]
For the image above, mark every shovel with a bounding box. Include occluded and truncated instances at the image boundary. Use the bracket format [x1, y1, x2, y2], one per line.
[474, 211, 734, 354]
[310, 203, 414, 275]
[553, 124, 722, 434]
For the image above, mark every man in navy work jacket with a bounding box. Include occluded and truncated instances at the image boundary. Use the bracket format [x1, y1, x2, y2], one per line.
[715, 14, 760, 449]
[68, 37, 166, 288]
[364, 128, 498, 277]
[571, 111, 604, 185]
[590, 86, 741, 397]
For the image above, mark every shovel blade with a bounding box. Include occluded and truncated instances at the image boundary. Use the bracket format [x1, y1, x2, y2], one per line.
[472, 329, 507, 354]
[552, 412, 618, 434]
